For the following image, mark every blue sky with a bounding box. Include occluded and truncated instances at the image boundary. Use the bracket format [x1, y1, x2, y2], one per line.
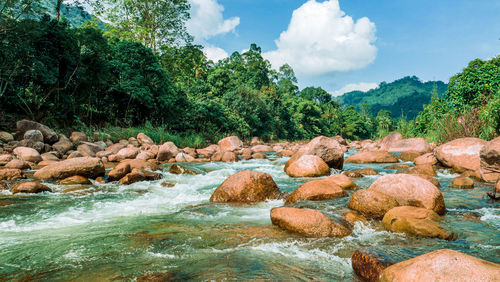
[187, 0, 500, 95]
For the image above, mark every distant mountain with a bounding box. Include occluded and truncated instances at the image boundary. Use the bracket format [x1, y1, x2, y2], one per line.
[335, 76, 448, 120]
[38, 1, 97, 27]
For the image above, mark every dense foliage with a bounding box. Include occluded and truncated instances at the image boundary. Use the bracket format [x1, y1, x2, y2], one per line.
[1, 1, 497, 144]
[336, 76, 448, 120]
[398, 56, 500, 142]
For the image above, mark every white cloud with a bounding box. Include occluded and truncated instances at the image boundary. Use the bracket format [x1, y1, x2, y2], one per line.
[187, 0, 240, 40]
[203, 45, 229, 62]
[330, 82, 378, 97]
[264, 0, 377, 76]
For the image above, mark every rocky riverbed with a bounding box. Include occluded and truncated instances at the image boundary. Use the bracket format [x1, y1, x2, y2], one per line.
[0, 121, 499, 280]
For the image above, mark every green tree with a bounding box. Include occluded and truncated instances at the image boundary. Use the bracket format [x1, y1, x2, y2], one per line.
[94, 0, 191, 53]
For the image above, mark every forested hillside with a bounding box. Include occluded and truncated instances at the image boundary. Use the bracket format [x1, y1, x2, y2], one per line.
[336, 76, 448, 120]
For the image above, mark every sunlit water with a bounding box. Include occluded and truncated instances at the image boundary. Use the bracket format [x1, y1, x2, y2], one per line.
[0, 151, 498, 280]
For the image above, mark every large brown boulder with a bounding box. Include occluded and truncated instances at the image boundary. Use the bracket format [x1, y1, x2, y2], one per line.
[344, 168, 378, 176]
[11, 181, 51, 194]
[115, 147, 140, 161]
[270, 207, 351, 238]
[105, 143, 127, 154]
[0, 168, 25, 181]
[369, 174, 445, 215]
[137, 133, 155, 146]
[290, 136, 344, 169]
[413, 152, 438, 166]
[218, 136, 243, 152]
[397, 150, 423, 162]
[0, 154, 13, 166]
[480, 136, 500, 182]
[221, 151, 238, 162]
[13, 147, 42, 163]
[34, 157, 105, 180]
[70, 132, 88, 143]
[77, 142, 103, 157]
[351, 248, 396, 282]
[450, 176, 474, 189]
[251, 145, 272, 153]
[285, 177, 346, 205]
[58, 175, 91, 185]
[348, 189, 399, 219]
[345, 151, 398, 164]
[380, 249, 500, 282]
[378, 132, 403, 151]
[16, 120, 58, 144]
[435, 137, 487, 173]
[157, 142, 179, 161]
[210, 170, 281, 203]
[324, 174, 357, 190]
[285, 155, 330, 178]
[382, 206, 453, 240]
[52, 137, 74, 156]
[387, 138, 431, 154]
[5, 159, 30, 170]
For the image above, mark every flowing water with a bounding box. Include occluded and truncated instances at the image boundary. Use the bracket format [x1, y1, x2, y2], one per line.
[1, 151, 499, 280]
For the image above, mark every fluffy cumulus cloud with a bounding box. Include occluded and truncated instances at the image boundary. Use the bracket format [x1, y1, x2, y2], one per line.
[264, 0, 377, 76]
[330, 82, 378, 97]
[187, 0, 239, 61]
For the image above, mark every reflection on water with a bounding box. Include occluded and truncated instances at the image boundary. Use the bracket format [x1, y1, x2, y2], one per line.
[0, 151, 498, 280]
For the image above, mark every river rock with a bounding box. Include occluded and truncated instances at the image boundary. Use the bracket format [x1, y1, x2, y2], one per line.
[0, 168, 25, 180]
[382, 206, 453, 240]
[0, 132, 14, 143]
[348, 189, 399, 219]
[41, 152, 59, 161]
[351, 248, 396, 282]
[343, 211, 367, 224]
[52, 137, 73, 156]
[290, 136, 344, 169]
[221, 151, 238, 162]
[480, 136, 500, 182]
[0, 154, 13, 166]
[136, 151, 155, 161]
[210, 170, 281, 203]
[369, 174, 445, 215]
[16, 139, 44, 152]
[218, 136, 243, 152]
[251, 153, 266, 159]
[115, 147, 140, 161]
[450, 176, 474, 189]
[397, 150, 423, 162]
[67, 151, 83, 159]
[77, 142, 103, 157]
[175, 152, 195, 162]
[13, 147, 42, 163]
[270, 207, 351, 238]
[385, 164, 412, 169]
[70, 132, 88, 144]
[387, 138, 431, 154]
[435, 137, 487, 174]
[346, 168, 379, 176]
[34, 157, 105, 180]
[169, 164, 198, 175]
[414, 152, 438, 166]
[58, 175, 91, 185]
[5, 159, 30, 170]
[251, 145, 272, 153]
[412, 174, 441, 188]
[345, 151, 398, 164]
[285, 155, 330, 177]
[24, 130, 44, 143]
[16, 120, 58, 144]
[157, 142, 179, 161]
[105, 143, 127, 154]
[137, 133, 154, 146]
[378, 132, 404, 151]
[325, 174, 358, 190]
[285, 177, 346, 205]
[380, 249, 500, 281]
[11, 181, 51, 194]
